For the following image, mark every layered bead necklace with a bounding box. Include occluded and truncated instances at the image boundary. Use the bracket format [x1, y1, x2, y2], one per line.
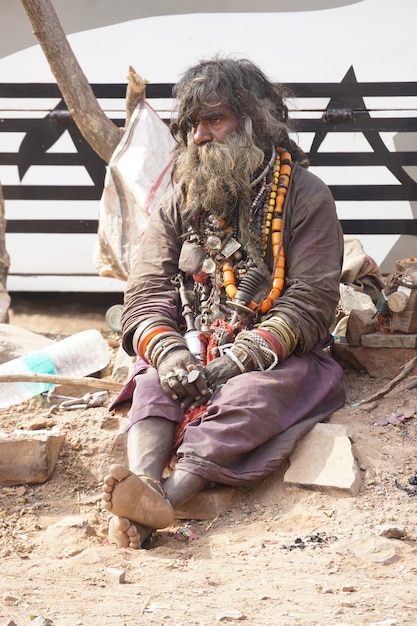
[223, 147, 292, 315]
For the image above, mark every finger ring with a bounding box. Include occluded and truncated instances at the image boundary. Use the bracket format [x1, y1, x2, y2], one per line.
[187, 369, 200, 384]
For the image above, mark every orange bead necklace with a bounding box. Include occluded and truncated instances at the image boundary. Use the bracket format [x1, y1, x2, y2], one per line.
[223, 147, 292, 315]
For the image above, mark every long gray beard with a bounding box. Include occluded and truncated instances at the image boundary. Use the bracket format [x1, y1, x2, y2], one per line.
[175, 131, 266, 264]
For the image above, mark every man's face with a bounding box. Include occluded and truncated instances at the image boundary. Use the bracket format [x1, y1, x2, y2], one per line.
[191, 102, 239, 145]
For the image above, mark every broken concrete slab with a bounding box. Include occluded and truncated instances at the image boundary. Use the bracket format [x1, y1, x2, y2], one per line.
[0, 323, 53, 365]
[283, 423, 361, 497]
[0, 429, 64, 486]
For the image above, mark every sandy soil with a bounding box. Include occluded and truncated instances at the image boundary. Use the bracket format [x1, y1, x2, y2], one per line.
[1, 293, 416, 626]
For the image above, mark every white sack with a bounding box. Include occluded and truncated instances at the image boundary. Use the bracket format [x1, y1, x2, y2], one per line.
[94, 101, 175, 281]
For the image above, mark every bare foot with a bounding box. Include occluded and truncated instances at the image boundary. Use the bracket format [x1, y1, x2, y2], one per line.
[108, 516, 141, 549]
[102, 464, 175, 529]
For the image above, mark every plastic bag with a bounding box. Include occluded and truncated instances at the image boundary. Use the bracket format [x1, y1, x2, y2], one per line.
[94, 101, 175, 281]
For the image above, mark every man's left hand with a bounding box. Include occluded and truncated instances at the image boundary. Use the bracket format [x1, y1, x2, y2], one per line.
[204, 354, 242, 390]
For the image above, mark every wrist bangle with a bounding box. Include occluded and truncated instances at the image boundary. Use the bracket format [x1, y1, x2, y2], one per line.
[154, 343, 188, 369]
[132, 318, 177, 356]
[223, 348, 247, 374]
[149, 336, 187, 366]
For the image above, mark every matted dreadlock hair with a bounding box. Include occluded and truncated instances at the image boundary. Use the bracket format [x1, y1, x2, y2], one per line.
[170, 56, 307, 167]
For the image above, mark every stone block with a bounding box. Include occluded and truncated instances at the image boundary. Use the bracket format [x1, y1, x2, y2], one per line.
[283, 423, 361, 497]
[346, 309, 377, 346]
[0, 431, 64, 486]
[175, 486, 239, 520]
[106, 567, 126, 584]
[361, 331, 417, 348]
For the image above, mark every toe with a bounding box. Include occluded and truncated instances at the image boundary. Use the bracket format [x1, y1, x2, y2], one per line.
[109, 463, 133, 481]
[103, 475, 115, 487]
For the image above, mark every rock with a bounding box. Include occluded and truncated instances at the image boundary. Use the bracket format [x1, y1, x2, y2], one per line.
[376, 524, 406, 539]
[332, 342, 417, 378]
[346, 308, 377, 346]
[1, 592, 19, 605]
[216, 609, 246, 622]
[0, 430, 64, 486]
[39, 516, 96, 558]
[0, 323, 53, 364]
[25, 618, 54, 626]
[111, 344, 136, 383]
[283, 423, 361, 496]
[331, 534, 400, 564]
[106, 567, 126, 584]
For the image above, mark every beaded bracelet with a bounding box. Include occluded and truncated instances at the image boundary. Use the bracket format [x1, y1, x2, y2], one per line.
[252, 328, 282, 358]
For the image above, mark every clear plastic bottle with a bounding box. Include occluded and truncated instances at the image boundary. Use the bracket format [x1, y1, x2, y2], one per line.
[0, 329, 109, 408]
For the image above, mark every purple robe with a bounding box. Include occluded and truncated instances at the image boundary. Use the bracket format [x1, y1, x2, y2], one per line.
[113, 162, 346, 486]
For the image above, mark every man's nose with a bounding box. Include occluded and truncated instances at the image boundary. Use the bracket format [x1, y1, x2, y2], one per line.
[192, 121, 212, 145]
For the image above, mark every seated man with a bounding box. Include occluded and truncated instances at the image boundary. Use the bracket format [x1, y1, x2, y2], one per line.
[102, 56, 346, 549]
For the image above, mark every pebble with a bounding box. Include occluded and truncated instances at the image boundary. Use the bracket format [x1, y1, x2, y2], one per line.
[1, 592, 18, 605]
[376, 524, 406, 539]
[216, 609, 246, 621]
[105, 566, 126, 584]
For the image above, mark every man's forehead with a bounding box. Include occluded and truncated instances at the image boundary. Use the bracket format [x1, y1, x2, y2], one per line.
[194, 99, 233, 117]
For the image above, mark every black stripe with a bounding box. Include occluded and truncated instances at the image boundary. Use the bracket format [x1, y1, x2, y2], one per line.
[0, 153, 97, 166]
[3, 185, 413, 203]
[309, 153, 417, 166]
[341, 220, 417, 235]
[1, 82, 417, 99]
[295, 119, 417, 133]
[3, 186, 101, 201]
[6, 220, 98, 233]
[6, 218, 417, 236]
[329, 185, 416, 201]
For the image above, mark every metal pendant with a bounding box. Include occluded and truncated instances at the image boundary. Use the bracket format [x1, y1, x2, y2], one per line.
[221, 237, 241, 259]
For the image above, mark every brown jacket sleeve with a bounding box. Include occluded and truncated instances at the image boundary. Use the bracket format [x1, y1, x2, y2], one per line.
[121, 185, 184, 355]
[269, 164, 344, 353]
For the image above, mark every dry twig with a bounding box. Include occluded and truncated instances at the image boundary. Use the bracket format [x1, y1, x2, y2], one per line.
[0, 372, 122, 392]
[361, 355, 417, 404]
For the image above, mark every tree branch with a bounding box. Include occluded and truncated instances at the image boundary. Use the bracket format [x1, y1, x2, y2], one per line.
[20, 0, 122, 163]
[0, 372, 122, 392]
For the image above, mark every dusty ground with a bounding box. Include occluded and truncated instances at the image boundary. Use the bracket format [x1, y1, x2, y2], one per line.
[0, 293, 416, 626]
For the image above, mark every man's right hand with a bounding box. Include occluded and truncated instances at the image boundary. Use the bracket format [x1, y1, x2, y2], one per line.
[157, 348, 208, 406]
